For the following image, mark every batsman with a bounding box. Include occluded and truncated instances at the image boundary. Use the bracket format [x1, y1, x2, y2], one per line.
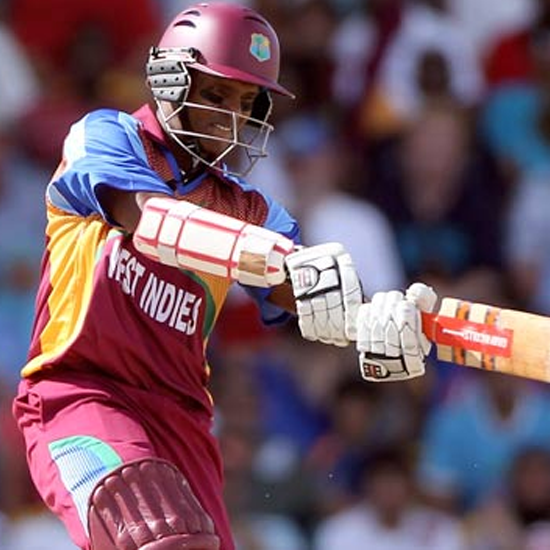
[12, 3, 437, 549]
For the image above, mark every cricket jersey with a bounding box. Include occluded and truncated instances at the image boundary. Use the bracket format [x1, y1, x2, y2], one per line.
[22, 104, 300, 413]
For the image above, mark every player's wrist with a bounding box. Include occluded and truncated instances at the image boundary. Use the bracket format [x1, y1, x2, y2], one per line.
[285, 242, 363, 347]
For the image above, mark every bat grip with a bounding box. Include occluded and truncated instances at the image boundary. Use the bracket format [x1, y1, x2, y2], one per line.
[421, 311, 438, 342]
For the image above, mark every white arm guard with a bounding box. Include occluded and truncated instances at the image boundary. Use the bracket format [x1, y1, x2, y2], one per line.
[133, 196, 295, 287]
[356, 282, 437, 382]
[285, 243, 363, 347]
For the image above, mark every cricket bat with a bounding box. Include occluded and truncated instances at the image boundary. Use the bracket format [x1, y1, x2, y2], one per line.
[422, 298, 550, 383]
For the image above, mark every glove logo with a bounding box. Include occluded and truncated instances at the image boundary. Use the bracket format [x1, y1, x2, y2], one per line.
[361, 360, 390, 380]
[292, 265, 319, 296]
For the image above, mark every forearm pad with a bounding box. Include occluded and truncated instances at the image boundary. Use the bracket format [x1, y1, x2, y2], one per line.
[133, 196, 294, 287]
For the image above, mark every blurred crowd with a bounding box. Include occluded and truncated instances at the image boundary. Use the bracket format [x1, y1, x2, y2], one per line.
[3, 0, 550, 548]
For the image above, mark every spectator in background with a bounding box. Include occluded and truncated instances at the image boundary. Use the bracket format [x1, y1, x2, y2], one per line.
[0, 8, 39, 132]
[304, 377, 387, 516]
[366, 102, 507, 303]
[463, 446, 550, 550]
[8, 0, 160, 80]
[483, 0, 550, 88]
[416, 372, 550, 513]
[368, 0, 484, 134]
[312, 445, 466, 550]
[0, 132, 46, 386]
[304, 374, 431, 519]
[504, 169, 550, 313]
[277, 0, 338, 112]
[210, 320, 346, 527]
[481, 8, 550, 177]
[5, 0, 162, 170]
[448, 0, 535, 58]
[220, 423, 310, 550]
[280, 113, 405, 297]
[329, 0, 404, 113]
[484, 12, 550, 314]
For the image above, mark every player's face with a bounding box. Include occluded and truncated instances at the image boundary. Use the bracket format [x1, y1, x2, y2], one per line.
[184, 72, 260, 159]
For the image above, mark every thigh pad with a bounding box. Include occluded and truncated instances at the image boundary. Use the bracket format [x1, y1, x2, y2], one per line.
[88, 458, 220, 550]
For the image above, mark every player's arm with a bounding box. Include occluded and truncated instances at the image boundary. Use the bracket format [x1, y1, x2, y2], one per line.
[100, 188, 299, 312]
[101, 189, 365, 346]
[265, 282, 296, 313]
[96, 186, 163, 233]
[129, 194, 364, 344]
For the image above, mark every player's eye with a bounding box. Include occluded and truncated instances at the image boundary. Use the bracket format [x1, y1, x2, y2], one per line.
[240, 99, 255, 114]
[199, 88, 257, 115]
[200, 89, 225, 106]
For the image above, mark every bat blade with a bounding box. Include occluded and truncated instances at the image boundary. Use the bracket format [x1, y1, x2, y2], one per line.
[422, 298, 550, 383]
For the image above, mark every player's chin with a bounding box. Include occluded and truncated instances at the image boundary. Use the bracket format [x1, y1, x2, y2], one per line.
[199, 139, 232, 160]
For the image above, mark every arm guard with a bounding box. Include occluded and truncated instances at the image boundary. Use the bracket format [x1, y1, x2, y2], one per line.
[133, 196, 295, 287]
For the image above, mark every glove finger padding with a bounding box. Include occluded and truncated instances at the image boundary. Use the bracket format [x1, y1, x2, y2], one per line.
[405, 282, 438, 356]
[394, 300, 425, 375]
[285, 243, 363, 347]
[405, 282, 438, 312]
[369, 291, 403, 356]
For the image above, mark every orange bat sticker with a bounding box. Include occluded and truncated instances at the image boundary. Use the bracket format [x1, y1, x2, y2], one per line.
[423, 313, 514, 358]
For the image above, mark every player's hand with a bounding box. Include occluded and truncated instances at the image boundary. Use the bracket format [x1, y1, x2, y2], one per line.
[356, 282, 437, 381]
[285, 243, 363, 347]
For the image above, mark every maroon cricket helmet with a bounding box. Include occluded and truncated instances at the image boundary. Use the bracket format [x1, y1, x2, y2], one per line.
[158, 2, 293, 97]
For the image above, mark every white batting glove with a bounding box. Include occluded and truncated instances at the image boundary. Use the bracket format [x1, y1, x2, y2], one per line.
[356, 282, 437, 382]
[285, 243, 363, 347]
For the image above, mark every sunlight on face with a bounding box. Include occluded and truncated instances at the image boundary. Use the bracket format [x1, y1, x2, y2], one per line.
[185, 72, 260, 158]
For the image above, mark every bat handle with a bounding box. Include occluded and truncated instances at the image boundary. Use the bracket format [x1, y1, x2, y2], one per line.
[421, 311, 438, 342]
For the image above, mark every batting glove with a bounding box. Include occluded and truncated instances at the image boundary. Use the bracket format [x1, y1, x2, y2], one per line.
[357, 282, 437, 382]
[285, 243, 363, 347]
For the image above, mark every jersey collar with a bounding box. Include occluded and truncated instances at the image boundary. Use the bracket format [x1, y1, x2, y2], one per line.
[132, 103, 168, 145]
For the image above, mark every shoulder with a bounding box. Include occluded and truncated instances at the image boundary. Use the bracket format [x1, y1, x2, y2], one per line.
[66, 108, 142, 147]
[63, 108, 151, 163]
[72, 107, 138, 129]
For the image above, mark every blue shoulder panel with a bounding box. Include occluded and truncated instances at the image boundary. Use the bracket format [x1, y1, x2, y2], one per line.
[47, 109, 173, 224]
